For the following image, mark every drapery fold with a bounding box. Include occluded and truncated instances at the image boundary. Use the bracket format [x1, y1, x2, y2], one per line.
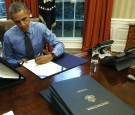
[82, 0, 114, 51]
[5, 0, 39, 19]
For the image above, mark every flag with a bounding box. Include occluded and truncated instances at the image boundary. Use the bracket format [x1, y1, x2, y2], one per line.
[38, 0, 56, 30]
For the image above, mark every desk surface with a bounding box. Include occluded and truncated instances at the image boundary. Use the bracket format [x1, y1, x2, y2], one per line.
[0, 53, 135, 115]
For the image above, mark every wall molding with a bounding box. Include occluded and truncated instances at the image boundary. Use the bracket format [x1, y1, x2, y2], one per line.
[111, 18, 135, 52]
[60, 38, 82, 49]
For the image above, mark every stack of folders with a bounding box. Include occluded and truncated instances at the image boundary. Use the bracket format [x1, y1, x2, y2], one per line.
[40, 75, 135, 115]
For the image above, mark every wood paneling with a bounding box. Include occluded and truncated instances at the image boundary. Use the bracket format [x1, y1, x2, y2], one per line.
[125, 24, 135, 49]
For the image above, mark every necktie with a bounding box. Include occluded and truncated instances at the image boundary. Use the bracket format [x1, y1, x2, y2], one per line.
[24, 32, 34, 60]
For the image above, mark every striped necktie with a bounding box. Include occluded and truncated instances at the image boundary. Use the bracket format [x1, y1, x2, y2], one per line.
[24, 32, 34, 60]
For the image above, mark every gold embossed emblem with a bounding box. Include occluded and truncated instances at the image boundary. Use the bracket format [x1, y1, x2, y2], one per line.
[85, 95, 96, 102]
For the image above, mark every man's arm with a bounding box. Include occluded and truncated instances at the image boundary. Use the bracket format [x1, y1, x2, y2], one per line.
[35, 24, 65, 65]
[2, 35, 19, 67]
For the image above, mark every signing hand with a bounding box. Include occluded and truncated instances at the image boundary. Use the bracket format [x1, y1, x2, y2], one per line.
[35, 54, 53, 65]
[130, 65, 135, 69]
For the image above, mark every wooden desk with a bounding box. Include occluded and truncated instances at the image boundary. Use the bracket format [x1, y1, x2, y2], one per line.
[0, 54, 135, 115]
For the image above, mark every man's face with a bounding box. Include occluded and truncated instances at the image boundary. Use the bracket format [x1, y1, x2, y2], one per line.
[11, 9, 30, 32]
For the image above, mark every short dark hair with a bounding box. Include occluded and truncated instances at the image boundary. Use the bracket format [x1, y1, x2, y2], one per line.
[9, 2, 28, 17]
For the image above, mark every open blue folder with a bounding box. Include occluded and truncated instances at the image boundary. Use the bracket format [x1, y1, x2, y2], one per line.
[53, 52, 88, 68]
[23, 52, 88, 79]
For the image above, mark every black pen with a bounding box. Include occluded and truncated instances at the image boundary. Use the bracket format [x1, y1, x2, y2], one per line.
[35, 53, 41, 58]
[20, 62, 24, 65]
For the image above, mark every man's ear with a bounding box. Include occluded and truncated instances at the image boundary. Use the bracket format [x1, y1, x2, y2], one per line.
[27, 10, 31, 15]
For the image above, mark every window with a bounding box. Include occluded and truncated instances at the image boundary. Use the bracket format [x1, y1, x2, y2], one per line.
[53, 0, 84, 39]
[0, 0, 6, 18]
[0, 0, 84, 48]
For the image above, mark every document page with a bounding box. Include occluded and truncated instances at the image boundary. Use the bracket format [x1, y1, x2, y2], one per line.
[0, 63, 19, 79]
[23, 59, 66, 79]
[2, 110, 14, 115]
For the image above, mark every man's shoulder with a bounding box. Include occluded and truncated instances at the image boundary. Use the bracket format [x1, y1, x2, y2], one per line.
[30, 21, 47, 32]
[30, 21, 46, 27]
[5, 25, 19, 36]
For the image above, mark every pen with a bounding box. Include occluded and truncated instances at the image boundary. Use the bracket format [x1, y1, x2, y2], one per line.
[20, 62, 24, 65]
[35, 53, 41, 58]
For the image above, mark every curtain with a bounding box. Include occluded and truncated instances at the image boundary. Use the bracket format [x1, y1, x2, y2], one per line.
[82, 0, 114, 51]
[5, 0, 39, 19]
[38, 0, 56, 30]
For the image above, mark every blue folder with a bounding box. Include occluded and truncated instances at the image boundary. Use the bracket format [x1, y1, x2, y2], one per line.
[53, 52, 88, 69]
[39, 52, 89, 78]
[23, 52, 89, 79]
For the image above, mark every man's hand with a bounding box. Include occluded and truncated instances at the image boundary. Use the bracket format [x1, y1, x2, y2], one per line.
[35, 54, 53, 65]
[18, 59, 28, 65]
[131, 65, 135, 69]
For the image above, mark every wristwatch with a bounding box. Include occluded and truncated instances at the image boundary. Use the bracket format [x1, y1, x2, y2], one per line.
[51, 53, 56, 59]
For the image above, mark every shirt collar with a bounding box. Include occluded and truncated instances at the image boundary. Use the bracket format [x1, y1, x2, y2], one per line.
[27, 22, 32, 34]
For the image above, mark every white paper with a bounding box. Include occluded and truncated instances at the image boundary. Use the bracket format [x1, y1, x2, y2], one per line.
[0, 63, 19, 79]
[23, 59, 66, 79]
[2, 110, 14, 115]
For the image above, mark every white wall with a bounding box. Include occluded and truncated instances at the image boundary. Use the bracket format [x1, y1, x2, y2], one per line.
[112, 0, 135, 19]
[111, 18, 135, 52]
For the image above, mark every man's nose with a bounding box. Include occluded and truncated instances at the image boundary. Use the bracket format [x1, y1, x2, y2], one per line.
[20, 20, 25, 26]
